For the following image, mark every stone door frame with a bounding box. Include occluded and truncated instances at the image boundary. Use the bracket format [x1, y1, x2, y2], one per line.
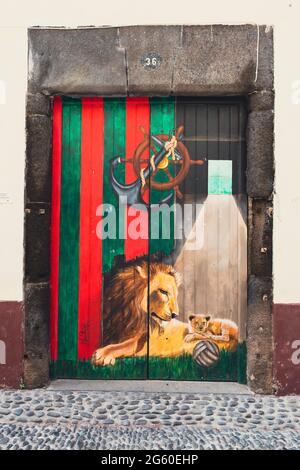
[25, 25, 274, 392]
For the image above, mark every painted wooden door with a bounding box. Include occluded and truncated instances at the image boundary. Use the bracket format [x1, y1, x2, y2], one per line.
[50, 96, 247, 382]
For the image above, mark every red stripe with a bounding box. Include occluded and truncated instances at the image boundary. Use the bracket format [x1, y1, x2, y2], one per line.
[78, 98, 104, 360]
[50, 97, 62, 361]
[125, 97, 150, 261]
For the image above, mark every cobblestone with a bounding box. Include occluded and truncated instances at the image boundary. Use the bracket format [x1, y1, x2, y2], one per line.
[0, 390, 299, 449]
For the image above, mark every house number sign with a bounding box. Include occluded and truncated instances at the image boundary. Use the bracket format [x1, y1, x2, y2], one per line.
[141, 52, 162, 70]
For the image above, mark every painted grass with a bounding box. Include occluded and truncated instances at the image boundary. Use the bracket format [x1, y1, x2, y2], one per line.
[50, 343, 246, 382]
[50, 356, 147, 380]
[148, 350, 236, 381]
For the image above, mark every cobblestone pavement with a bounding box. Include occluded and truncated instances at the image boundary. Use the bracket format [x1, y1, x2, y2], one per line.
[0, 390, 299, 449]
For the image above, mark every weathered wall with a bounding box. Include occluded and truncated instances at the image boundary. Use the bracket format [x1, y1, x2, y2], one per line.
[0, 302, 23, 388]
[28, 25, 273, 96]
[273, 304, 300, 395]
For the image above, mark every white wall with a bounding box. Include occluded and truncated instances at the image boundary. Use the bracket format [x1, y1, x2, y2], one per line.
[0, 0, 299, 303]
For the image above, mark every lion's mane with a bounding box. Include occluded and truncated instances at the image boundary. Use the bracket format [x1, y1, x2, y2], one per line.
[102, 261, 178, 346]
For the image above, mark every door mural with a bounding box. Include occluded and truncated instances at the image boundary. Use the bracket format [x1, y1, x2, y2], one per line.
[50, 96, 247, 382]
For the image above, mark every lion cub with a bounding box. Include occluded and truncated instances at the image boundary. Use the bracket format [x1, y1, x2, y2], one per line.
[184, 314, 238, 352]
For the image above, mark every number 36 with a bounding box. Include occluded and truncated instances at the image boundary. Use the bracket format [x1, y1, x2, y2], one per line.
[145, 57, 157, 66]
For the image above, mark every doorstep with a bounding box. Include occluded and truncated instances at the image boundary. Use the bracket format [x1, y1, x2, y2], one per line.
[47, 380, 253, 395]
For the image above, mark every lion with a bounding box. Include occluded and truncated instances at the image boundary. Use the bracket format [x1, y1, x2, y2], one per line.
[184, 314, 238, 352]
[91, 261, 182, 366]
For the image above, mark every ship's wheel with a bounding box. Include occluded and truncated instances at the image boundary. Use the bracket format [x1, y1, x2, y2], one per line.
[132, 126, 205, 200]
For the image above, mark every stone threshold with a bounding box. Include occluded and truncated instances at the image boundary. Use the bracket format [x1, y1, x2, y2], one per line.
[47, 380, 252, 395]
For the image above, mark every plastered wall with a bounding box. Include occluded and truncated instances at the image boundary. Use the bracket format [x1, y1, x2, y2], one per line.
[0, 0, 299, 304]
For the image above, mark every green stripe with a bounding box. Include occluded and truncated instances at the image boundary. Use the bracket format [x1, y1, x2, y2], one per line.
[150, 97, 175, 256]
[58, 97, 82, 361]
[102, 98, 126, 273]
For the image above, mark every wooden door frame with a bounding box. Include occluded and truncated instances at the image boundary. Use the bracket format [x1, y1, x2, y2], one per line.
[24, 25, 274, 392]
